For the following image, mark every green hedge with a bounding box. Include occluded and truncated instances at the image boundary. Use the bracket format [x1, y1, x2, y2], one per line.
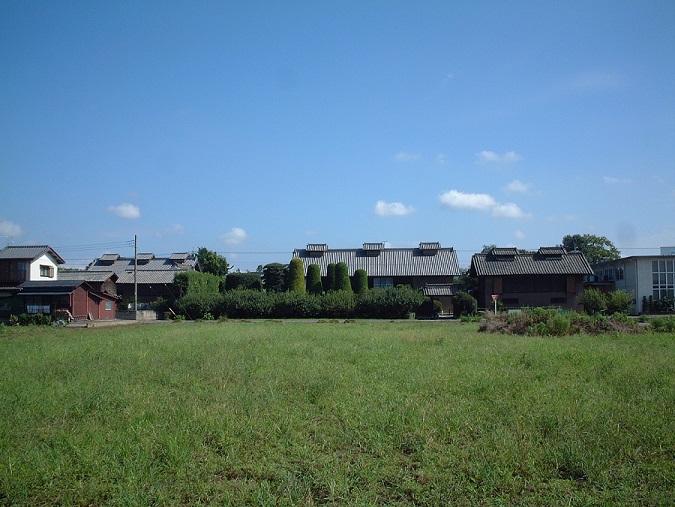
[174, 271, 222, 297]
[173, 286, 427, 320]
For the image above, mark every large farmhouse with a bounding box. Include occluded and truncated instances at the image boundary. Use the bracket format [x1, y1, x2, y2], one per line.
[470, 247, 593, 312]
[292, 242, 461, 314]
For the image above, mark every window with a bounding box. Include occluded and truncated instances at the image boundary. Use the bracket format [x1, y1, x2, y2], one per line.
[652, 260, 675, 300]
[105, 301, 113, 311]
[40, 265, 55, 278]
[8, 261, 27, 281]
[373, 277, 393, 288]
[614, 267, 624, 280]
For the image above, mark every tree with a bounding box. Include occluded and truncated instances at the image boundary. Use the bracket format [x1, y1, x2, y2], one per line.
[562, 234, 621, 264]
[352, 269, 368, 294]
[262, 263, 288, 293]
[288, 258, 306, 293]
[306, 264, 323, 295]
[579, 287, 606, 315]
[325, 263, 337, 292]
[196, 247, 230, 277]
[335, 262, 352, 292]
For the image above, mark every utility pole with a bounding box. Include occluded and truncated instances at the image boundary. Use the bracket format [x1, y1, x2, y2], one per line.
[134, 234, 138, 319]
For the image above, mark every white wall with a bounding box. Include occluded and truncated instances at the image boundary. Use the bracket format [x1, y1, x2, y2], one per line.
[29, 254, 59, 281]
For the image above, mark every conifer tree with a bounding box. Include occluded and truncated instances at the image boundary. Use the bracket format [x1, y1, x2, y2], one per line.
[288, 258, 305, 293]
[306, 263, 323, 295]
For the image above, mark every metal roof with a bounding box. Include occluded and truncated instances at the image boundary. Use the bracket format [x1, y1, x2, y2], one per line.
[471, 247, 593, 276]
[17, 280, 88, 294]
[423, 284, 456, 296]
[293, 245, 460, 277]
[0, 245, 65, 264]
[116, 270, 177, 284]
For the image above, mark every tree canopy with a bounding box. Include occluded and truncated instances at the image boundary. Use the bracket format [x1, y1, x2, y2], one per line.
[262, 263, 288, 293]
[196, 247, 230, 277]
[562, 234, 621, 264]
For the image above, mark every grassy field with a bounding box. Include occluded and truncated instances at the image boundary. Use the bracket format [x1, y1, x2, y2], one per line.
[0, 320, 673, 506]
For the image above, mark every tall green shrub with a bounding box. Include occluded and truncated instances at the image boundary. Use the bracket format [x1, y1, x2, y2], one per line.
[335, 262, 352, 292]
[174, 271, 222, 297]
[453, 291, 478, 317]
[262, 263, 288, 293]
[288, 258, 305, 293]
[325, 263, 336, 292]
[306, 264, 323, 295]
[579, 287, 606, 315]
[352, 269, 368, 294]
[606, 290, 633, 315]
[222, 272, 262, 291]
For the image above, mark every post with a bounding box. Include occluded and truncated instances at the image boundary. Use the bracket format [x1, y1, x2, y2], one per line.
[491, 294, 498, 314]
[134, 234, 138, 319]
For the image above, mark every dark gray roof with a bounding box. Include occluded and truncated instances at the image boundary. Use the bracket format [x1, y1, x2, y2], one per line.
[0, 245, 65, 264]
[87, 255, 198, 282]
[116, 270, 178, 284]
[17, 280, 87, 294]
[100, 253, 120, 262]
[471, 247, 593, 276]
[423, 284, 456, 296]
[293, 244, 460, 277]
[58, 270, 117, 282]
[170, 252, 190, 261]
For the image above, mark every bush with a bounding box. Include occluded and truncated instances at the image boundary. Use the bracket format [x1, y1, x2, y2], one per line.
[325, 263, 336, 292]
[417, 298, 442, 318]
[335, 262, 352, 292]
[650, 316, 675, 333]
[288, 258, 306, 293]
[606, 290, 633, 315]
[219, 290, 273, 319]
[222, 272, 263, 291]
[273, 292, 321, 318]
[262, 263, 288, 293]
[10, 313, 52, 326]
[355, 286, 426, 319]
[352, 269, 368, 295]
[453, 291, 478, 317]
[579, 287, 606, 315]
[306, 264, 323, 295]
[174, 293, 224, 320]
[321, 290, 356, 318]
[174, 271, 222, 297]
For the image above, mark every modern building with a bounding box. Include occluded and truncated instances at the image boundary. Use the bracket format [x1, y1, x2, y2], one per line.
[292, 242, 461, 314]
[591, 247, 675, 314]
[470, 247, 594, 312]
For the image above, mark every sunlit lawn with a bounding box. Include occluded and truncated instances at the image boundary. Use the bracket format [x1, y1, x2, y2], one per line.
[0, 320, 673, 505]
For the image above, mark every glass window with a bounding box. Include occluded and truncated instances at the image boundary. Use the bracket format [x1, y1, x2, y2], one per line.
[105, 301, 113, 311]
[373, 277, 393, 288]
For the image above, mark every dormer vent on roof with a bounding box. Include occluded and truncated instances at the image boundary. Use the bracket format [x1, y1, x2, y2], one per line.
[491, 247, 518, 260]
[306, 244, 327, 257]
[419, 242, 441, 255]
[100, 253, 120, 265]
[363, 243, 385, 256]
[538, 246, 566, 259]
[137, 253, 155, 264]
[170, 252, 189, 264]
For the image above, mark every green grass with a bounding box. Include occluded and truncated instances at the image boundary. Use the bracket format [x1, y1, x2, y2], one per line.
[1, 321, 673, 506]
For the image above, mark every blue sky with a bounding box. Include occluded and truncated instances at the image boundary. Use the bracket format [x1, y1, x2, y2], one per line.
[2, 1, 674, 270]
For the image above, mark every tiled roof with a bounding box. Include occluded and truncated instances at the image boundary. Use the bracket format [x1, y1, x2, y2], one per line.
[116, 270, 178, 284]
[0, 245, 65, 264]
[87, 255, 198, 282]
[293, 245, 460, 277]
[58, 270, 117, 282]
[471, 247, 593, 276]
[100, 253, 120, 262]
[423, 284, 456, 296]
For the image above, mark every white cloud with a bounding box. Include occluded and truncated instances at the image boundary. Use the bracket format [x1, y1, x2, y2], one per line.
[603, 176, 632, 185]
[515, 230, 526, 240]
[505, 180, 531, 193]
[221, 227, 247, 245]
[438, 189, 529, 219]
[107, 203, 141, 219]
[476, 150, 522, 165]
[0, 220, 23, 237]
[374, 200, 416, 217]
[438, 190, 496, 211]
[394, 152, 423, 163]
[168, 224, 184, 234]
[435, 153, 448, 165]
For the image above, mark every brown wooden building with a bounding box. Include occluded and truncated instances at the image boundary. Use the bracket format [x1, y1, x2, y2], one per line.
[470, 247, 594, 311]
[15, 280, 121, 320]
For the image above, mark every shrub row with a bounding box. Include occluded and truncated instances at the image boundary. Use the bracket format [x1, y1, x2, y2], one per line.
[8, 313, 53, 326]
[480, 307, 642, 336]
[174, 287, 426, 320]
